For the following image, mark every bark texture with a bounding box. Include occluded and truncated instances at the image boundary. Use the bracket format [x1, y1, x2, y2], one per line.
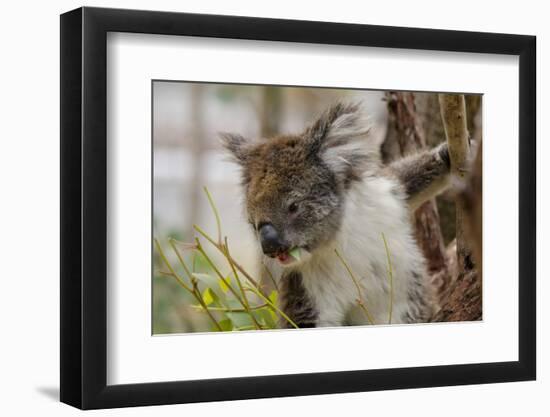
[432, 94, 482, 322]
[383, 92, 482, 322]
[383, 92, 448, 277]
[415, 94, 456, 247]
[438, 94, 472, 274]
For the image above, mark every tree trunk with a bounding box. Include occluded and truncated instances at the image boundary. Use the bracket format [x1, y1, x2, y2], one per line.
[438, 94, 472, 274]
[415, 94, 456, 247]
[383, 92, 448, 277]
[432, 94, 482, 322]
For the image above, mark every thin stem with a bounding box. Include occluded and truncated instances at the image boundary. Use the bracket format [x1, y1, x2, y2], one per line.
[157, 270, 176, 278]
[191, 303, 270, 312]
[245, 284, 299, 329]
[192, 252, 197, 273]
[194, 238, 252, 314]
[192, 226, 296, 327]
[159, 267, 220, 331]
[224, 237, 261, 330]
[334, 248, 375, 325]
[154, 239, 192, 292]
[191, 277, 223, 331]
[203, 186, 222, 245]
[223, 238, 249, 304]
[236, 325, 270, 331]
[193, 225, 262, 289]
[169, 225, 294, 328]
[154, 239, 222, 331]
[263, 263, 279, 291]
[168, 238, 232, 316]
[381, 233, 394, 324]
[168, 238, 193, 280]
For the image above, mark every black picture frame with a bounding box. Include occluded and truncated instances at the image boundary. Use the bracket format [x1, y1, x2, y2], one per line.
[60, 6, 536, 410]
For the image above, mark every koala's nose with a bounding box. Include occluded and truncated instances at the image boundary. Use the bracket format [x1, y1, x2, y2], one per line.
[258, 223, 288, 256]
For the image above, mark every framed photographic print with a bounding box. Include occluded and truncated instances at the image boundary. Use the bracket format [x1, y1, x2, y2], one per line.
[60, 6, 536, 409]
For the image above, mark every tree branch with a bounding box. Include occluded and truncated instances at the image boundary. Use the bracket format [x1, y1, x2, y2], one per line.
[438, 94, 470, 179]
[438, 94, 472, 274]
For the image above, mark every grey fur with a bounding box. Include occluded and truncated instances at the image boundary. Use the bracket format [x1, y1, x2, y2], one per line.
[222, 102, 451, 327]
[279, 271, 318, 328]
[219, 132, 252, 165]
[303, 102, 377, 186]
[402, 271, 433, 323]
[385, 142, 451, 211]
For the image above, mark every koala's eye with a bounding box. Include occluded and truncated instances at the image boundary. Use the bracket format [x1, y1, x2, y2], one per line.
[288, 202, 298, 214]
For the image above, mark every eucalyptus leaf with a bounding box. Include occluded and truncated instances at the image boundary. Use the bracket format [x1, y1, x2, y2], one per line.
[224, 299, 243, 310]
[218, 318, 233, 332]
[289, 247, 301, 261]
[269, 309, 279, 324]
[219, 274, 231, 293]
[192, 272, 219, 288]
[268, 290, 278, 305]
[192, 273, 228, 305]
[254, 308, 276, 329]
[226, 312, 254, 329]
[202, 287, 215, 306]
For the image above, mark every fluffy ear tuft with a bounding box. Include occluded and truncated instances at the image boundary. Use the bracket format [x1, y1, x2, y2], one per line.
[219, 132, 251, 165]
[305, 102, 377, 183]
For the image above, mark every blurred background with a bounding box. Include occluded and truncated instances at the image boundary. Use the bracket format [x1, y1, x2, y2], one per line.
[153, 82, 389, 334]
[153, 81, 481, 334]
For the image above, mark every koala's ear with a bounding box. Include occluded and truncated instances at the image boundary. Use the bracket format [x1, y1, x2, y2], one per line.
[219, 132, 251, 165]
[305, 102, 377, 183]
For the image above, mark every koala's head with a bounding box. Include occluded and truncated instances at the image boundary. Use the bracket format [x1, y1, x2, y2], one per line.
[221, 102, 378, 267]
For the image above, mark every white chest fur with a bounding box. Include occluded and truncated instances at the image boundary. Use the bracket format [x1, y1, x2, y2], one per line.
[293, 176, 428, 326]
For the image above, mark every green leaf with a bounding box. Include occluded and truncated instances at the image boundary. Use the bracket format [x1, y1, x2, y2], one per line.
[269, 309, 279, 324]
[192, 272, 218, 288]
[218, 318, 233, 331]
[202, 287, 215, 306]
[226, 312, 254, 329]
[192, 273, 228, 306]
[289, 247, 301, 261]
[224, 299, 243, 310]
[268, 290, 278, 305]
[219, 274, 231, 293]
[254, 308, 277, 329]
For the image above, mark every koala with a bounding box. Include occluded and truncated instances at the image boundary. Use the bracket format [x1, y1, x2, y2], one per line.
[221, 102, 451, 328]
